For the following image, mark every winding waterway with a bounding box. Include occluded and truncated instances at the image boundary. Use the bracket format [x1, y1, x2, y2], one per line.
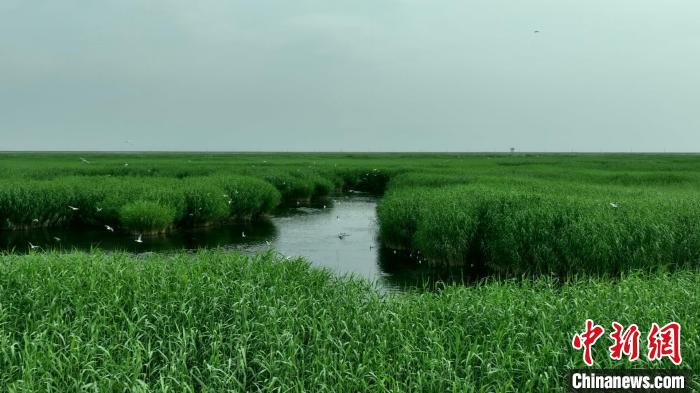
[1, 196, 470, 291]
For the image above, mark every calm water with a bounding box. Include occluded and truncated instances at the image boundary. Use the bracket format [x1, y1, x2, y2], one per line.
[1, 196, 471, 291]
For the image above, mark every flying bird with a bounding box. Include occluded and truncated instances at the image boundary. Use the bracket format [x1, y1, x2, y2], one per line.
[241, 232, 246, 238]
[96, 207, 103, 212]
[28, 242, 39, 250]
[68, 205, 79, 211]
[534, 30, 540, 33]
[338, 232, 350, 240]
[80, 157, 91, 164]
[135, 234, 143, 243]
[265, 240, 271, 246]
[32, 218, 39, 223]
[53, 237, 61, 242]
[610, 202, 620, 208]
[105, 225, 114, 232]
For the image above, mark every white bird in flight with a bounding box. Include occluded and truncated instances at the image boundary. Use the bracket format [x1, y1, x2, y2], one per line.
[96, 207, 103, 212]
[105, 225, 114, 232]
[241, 232, 246, 238]
[32, 218, 39, 223]
[53, 237, 61, 242]
[28, 242, 39, 250]
[68, 206, 79, 211]
[80, 157, 91, 164]
[135, 234, 143, 243]
[610, 202, 620, 208]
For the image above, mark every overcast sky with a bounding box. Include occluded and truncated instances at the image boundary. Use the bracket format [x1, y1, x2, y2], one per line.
[1, 0, 698, 152]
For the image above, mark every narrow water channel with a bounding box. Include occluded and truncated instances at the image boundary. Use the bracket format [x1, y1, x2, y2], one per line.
[1, 196, 471, 291]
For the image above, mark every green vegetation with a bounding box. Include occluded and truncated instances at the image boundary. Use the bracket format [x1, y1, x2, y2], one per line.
[0, 175, 281, 233]
[118, 201, 177, 233]
[2, 153, 700, 391]
[4, 152, 700, 276]
[379, 181, 700, 275]
[0, 251, 697, 392]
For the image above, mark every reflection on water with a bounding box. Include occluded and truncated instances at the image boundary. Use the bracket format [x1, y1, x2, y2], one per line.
[0, 221, 276, 253]
[1, 196, 476, 291]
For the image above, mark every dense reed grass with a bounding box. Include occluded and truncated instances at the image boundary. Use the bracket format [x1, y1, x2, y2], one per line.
[4, 152, 700, 274]
[0, 175, 281, 233]
[0, 251, 697, 392]
[378, 180, 700, 274]
[2, 153, 700, 391]
[118, 201, 178, 233]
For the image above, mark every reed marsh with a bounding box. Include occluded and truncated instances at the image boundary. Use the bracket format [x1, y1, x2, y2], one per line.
[4, 152, 700, 276]
[2, 153, 700, 390]
[0, 251, 697, 392]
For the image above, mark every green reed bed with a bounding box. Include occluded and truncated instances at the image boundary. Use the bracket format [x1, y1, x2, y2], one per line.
[0, 175, 281, 233]
[378, 180, 700, 275]
[5, 152, 700, 275]
[0, 251, 696, 392]
[245, 169, 336, 203]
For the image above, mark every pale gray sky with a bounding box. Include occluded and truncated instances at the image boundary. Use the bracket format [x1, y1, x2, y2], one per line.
[1, 0, 698, 152]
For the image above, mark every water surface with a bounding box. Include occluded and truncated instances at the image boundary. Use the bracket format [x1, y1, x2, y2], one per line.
[1, 196, 472, 291]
